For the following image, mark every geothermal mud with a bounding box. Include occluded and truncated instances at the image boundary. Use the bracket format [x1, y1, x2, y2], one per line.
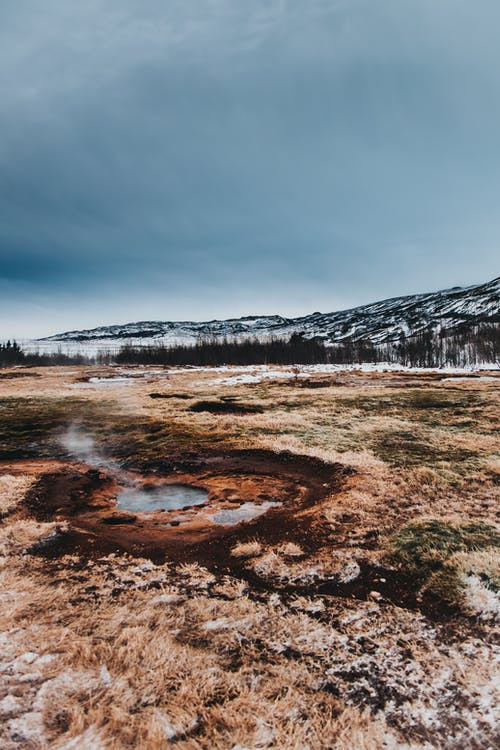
[7, 450, 347, 566]
[6, 452, 467, 618]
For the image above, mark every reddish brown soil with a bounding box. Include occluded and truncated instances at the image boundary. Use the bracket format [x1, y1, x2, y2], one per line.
[12, 450, 346, 561]
[4, 451, 468, 620]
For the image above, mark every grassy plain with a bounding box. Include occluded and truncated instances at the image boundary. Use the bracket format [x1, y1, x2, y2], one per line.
[0, 365, 499, 749]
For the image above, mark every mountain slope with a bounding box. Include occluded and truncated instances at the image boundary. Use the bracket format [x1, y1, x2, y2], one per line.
[36, 276, 500, 352]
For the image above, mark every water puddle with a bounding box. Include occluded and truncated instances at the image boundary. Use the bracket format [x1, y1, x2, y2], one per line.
[68, 370, 167, 388]
[89, 376, 136, 384]
[208, 501, 281, 526]
[68, 378, 135, 389]
[116, 484, 208, 513]
[441, 376, 498, 382]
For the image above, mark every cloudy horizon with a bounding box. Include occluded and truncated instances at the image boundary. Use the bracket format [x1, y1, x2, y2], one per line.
[1, 1, 499, 338]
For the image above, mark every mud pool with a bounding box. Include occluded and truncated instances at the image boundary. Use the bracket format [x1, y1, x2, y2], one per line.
[14, 448, 344, 560]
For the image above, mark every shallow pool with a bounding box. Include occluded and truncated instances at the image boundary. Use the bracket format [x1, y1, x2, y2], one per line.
[209, 501, 281, 526]
[116, 484, 208, 513]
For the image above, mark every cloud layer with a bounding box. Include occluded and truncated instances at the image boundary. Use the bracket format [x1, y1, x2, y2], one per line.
[1, 1, 499, 336]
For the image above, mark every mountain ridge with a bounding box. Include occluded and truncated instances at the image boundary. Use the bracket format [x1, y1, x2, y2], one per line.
[37, 275, 500, 351]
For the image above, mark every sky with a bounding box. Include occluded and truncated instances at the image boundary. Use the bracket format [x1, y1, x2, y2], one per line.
[1, 0, 499, 338]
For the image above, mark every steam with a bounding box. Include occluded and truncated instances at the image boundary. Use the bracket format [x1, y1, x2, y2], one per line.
[59, 426, 220, 516]
[60, 424, 115, 470]
[61, 425, 102, 465]
[60, 424, 143, 503]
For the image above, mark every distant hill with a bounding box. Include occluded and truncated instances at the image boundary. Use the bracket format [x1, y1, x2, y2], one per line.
[33, 275, 499, 354]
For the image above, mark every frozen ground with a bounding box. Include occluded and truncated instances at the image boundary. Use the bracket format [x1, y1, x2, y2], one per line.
[206, 363, 500, 385]
[60, 363, 500, 391]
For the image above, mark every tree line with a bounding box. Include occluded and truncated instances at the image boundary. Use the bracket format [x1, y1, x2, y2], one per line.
[379, 324, 500, 368]
[114, 333, 329, 366]
[1, 324, 499, 368]
[0, 340, 91, 367]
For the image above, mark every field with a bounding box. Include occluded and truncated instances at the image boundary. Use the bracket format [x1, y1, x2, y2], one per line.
[0, 364, 499, 749]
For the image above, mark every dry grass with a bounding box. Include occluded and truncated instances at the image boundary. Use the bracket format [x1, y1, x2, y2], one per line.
[0, 474, 35, 516]
[278, 542, 305, 558]
[2, 536, 498, 749]
[230, 540, 263, 559]
[1, 365, 499, 748]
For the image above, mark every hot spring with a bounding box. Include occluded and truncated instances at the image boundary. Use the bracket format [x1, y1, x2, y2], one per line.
[116, 484, 208, 513]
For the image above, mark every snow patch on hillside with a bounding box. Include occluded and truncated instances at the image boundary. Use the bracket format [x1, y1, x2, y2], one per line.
[21, 275, 500, 355]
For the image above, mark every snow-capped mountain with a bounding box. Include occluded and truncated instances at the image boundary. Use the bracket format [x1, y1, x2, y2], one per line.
[31, 276, 499, 354]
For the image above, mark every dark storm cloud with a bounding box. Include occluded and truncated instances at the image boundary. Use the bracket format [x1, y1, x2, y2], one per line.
[1, 1, 499, 336]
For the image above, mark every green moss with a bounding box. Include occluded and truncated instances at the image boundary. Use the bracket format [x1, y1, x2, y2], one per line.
[0, 397, 115, 458]
[391, 519, 500, 580]
[0, 396, 232, 463]
[336, 388, 483, 412]
[372, 430, 478, 468]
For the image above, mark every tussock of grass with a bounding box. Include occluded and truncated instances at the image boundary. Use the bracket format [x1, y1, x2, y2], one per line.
[391, 519, 500, 576]
[0, 475, 34, 516]
[423, 547, 500, 620]
[0, 520, 68, 557]
[188, 399, 263, 415]
[230, 540, 263, 559]
[391, 519, 500, 616]
[460, 574, 500, 621]
[279, 542, 305, 558]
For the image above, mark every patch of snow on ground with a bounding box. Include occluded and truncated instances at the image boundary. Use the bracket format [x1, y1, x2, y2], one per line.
[57, 725, 108, 750]
[461, 575, 500, 621]
[207, 363, 499, 386]
[441, 376, 499, 382]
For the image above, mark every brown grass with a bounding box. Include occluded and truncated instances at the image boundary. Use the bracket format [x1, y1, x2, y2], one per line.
[1, 365, 499, 748]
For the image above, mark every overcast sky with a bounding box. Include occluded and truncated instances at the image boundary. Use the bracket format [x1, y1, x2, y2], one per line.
[1, 1, 499, 337]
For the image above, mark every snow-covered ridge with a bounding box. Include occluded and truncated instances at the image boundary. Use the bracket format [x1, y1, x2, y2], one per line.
[27, 275, 500, 355]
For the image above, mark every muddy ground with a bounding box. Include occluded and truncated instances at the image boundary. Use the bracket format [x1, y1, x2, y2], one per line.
[0, 364, 499, 749]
